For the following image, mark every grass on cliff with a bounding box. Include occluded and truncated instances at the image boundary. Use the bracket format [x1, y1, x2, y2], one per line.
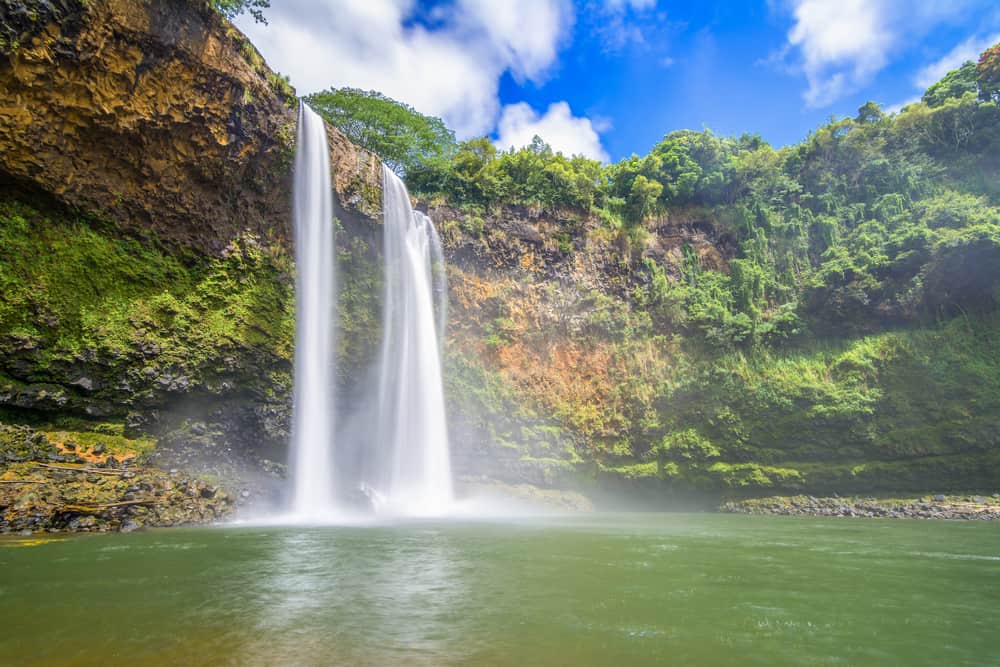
[604, 312, 1000, 493]
[0, 200, 295, 385]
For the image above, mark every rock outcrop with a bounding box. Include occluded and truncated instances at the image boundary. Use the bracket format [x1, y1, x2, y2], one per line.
[0, 0, 381, 254]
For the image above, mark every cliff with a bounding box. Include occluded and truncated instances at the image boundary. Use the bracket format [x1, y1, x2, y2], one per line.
[2, 0, 997, 534]
[0, 0, 381, 254]
[0, 0, 384, 531]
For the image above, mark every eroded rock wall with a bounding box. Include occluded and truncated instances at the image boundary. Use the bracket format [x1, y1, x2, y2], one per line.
[0, 0, 381, 254]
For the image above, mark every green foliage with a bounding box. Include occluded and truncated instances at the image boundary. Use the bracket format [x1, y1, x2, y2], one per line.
[409, 135, 607, 212]
[977, 42, 1000, 103]
[0, 201, 294, 384]
[306, 88, 456, 176]
[622, 314, 1000, 493]
[210, 0, 269, 23]
[922, 61, 979, 107]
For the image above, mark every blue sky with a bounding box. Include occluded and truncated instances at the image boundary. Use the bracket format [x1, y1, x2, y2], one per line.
[237, 0, 1000, 162]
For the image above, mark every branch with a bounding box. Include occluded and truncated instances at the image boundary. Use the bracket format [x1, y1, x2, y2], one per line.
[33, 463, 132, 476]
[61, 499, 159, 512]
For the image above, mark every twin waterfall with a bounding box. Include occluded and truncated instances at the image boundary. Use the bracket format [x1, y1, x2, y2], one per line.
[290, 104, 337, 519]
[289, 104, 452, 519]
[374, 165, 452, 516]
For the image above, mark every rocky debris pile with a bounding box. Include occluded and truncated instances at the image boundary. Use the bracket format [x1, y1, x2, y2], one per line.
[721, 494, 1000, 520]
[1, 423, 239, 533]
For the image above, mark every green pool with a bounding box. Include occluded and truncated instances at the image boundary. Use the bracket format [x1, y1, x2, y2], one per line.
[1, 514, 998, 666]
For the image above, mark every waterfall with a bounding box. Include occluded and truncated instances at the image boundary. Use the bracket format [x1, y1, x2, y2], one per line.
[373, 164, 453, 516]
[289, 103, 338, 518]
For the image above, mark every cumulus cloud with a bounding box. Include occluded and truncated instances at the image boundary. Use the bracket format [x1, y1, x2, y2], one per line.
[914, 32, 1000, 89]
[784, 0, 893, 106]
[234, 0, 573, 138]
[777, 0, 987, 107]
[495, 101, 610, 162]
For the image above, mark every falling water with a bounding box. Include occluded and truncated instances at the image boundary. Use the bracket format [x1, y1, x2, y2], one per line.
[289, 103, 338, 518]
[373, 164, 453, 515]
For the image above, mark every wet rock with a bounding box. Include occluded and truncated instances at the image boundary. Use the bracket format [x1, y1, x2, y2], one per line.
[199, 486, 217, 499]
[67, 515, 97, 530]
[91, 443, 106, 455]
[119, 520, 142, 534]
[70, 376, 94, 391]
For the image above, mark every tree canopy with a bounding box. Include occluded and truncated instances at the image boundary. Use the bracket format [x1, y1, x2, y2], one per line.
[922, 61, 979, 107]
[310, 41, 1000, 352]
[304, 88, 456, 176]
[210, 0, 269, 23]
[979, 43, 1000, 103]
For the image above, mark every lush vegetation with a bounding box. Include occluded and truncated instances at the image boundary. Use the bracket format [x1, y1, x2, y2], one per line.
[210, 0, 269, 23]
[4, 37, 999, 499]
[0, 200, 295, 408]
[306, 88, 456, 176]
[374, 49, 1000, 354]
[324, 45, 1000, 494]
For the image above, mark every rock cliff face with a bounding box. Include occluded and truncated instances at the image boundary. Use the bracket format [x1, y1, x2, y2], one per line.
[0, 0, 386, 529]
[0, 0, 381, 254]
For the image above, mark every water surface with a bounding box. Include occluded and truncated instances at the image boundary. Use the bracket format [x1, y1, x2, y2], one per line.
[1, 514, 998, 666]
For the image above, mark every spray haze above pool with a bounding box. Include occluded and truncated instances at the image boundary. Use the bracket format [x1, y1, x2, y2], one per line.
[287, 108, 453, 521]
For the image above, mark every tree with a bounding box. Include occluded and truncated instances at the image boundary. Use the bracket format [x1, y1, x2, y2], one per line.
[855, 101, 885, 124]
[210, 0, 269, 23]
[305, 88, 455, 175]
[978, 43, 1000, 104]
[627, 175, 662, 224]
[922, 61, 979, 107]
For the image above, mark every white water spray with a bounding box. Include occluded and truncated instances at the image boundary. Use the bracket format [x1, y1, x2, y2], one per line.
[289, 103, 338, 518]
[372, 165, 453, 515]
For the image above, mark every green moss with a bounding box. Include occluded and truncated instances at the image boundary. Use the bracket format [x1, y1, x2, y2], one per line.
[0, 200, 294, 394]
[336, 234, 382, 375]
[42, 428, 156, 458]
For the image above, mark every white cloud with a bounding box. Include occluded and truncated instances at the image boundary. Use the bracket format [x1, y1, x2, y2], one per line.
[604, 0, 657, 10]
[778, 0, 987, 107]
[883, 31, 1000, 114]
[234, 0, 573, 138]
[785, 0, 893, 106]
[456, 0, 571, 82]
[495, 101, 610, 162]
[915, 32, 1000, 89]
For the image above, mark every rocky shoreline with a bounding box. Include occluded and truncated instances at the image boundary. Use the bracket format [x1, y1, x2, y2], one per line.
[1, 423, 242, 534]
[721, 494, 1000, 520]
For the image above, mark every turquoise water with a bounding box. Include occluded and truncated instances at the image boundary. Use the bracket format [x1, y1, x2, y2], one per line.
[1, 514, 998, 666]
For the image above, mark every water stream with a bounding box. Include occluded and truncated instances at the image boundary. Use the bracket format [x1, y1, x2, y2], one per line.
[371, 165, 453, 515]
[289, 103, 338, 519]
